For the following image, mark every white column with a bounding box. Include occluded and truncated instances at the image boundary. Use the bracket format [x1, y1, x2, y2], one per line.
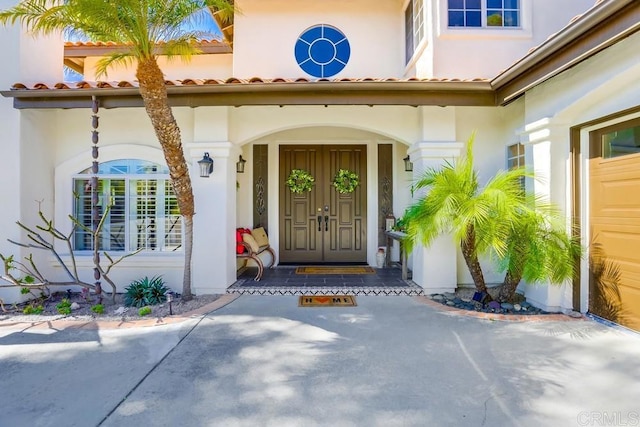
[189, 143, 240, 295]
[0, 13, 63, 303]
[408, 141, 463, 294]
[519, 117, 573, 312]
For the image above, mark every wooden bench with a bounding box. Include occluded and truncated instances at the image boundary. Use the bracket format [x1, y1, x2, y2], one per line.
[237, 227, 276, 281]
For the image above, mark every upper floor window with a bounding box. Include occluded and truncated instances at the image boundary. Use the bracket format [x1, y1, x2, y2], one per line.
[405, 0, 425, 63]
[448, 0, 520, 28]
[507, 142, 525, 189]
[73, 159, 182, 253]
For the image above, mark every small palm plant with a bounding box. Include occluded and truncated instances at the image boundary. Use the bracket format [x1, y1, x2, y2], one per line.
[496, 199, 582, 302]
[404, 134, 530, 295]
[404, 133, 581, 302]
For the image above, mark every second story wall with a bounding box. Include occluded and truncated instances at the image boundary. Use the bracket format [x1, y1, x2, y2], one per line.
[233, 0, 405, 79]
[407, 0, 594, 79]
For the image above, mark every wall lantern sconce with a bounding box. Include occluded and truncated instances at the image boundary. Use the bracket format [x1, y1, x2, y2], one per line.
[198, 152, 214, 178]
[236, 155, 246, 173]
[403, 155, 413, 172]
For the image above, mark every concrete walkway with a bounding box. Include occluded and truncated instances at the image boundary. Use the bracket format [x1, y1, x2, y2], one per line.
[1, 295, 639, 427]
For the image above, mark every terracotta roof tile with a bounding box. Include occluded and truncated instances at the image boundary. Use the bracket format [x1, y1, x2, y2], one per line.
[63, 39, 226, 47]
[10, 76, 492, 91]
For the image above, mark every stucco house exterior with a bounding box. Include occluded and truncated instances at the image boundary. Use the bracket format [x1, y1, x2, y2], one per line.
[1, 0, 638, 330]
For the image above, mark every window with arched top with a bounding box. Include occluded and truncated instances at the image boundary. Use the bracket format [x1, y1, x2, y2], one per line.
[73, 159, 182, 253]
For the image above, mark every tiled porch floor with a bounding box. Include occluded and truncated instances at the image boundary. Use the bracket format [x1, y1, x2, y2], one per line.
[227, 265, 424, 296]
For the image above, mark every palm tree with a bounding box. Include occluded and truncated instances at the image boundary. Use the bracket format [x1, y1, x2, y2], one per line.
[0, 0, 234, 300]
[496, 199, 582, 302]
[404, 134, 531, 296]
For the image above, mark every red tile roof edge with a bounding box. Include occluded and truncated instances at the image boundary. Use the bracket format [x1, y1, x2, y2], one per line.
[10, 77, 491, 90]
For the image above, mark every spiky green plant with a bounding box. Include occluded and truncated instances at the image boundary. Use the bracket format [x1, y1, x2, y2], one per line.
[143, 276, 169, 305]
[124, 281, 147, 308]
[124, 275, 168, 307]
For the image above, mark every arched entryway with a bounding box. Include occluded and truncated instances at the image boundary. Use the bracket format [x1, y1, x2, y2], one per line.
[235, 125, 413, 268]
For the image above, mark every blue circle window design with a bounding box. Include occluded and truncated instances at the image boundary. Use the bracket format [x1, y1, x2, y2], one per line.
[295, 24, 350, 78]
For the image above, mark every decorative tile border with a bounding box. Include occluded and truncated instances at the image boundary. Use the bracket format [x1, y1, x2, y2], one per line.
[227, 279, 425, 296]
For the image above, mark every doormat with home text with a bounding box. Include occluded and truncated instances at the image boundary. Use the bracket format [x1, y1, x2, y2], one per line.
[295, 266, 375, 275]
[299, 295, 357, 307]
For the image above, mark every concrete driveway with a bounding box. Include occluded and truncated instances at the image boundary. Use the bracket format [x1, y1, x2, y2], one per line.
[1, 295, 639, 427]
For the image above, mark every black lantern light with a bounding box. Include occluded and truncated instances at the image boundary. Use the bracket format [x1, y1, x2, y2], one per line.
[198, 152, 214, 177]
[403, 155, 413, 172]
[236, 155, 246, 173]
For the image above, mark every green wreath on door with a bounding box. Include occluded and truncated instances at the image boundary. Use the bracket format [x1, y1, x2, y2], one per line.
[332, 169, 360, 194]
[286, 169, 315, 193]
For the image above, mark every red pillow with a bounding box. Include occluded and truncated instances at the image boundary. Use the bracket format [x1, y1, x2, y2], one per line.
[236, 228, 251, 254]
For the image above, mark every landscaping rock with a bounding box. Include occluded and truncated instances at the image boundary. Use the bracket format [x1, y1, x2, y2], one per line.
[501, 303, 514, 310]
[488, 301, 501, 310]
[446, 301, 456, 306]
[443, 292, 456, 299]
[513, 303, 522, 311]
[70, 302, 80, 311]
[114, 306, 127, 315]
[432, 294, 445, 302]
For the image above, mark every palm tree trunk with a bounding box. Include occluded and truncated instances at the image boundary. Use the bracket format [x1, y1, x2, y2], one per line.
[460, 225, 488, 293]
[182, 215, 194, 300]
[136, 58, 195, 300]
[498, 270, 520, 302]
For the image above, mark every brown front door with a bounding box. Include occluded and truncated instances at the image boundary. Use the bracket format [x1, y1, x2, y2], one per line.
[589, 119, 640, 331]
[279, 145, 367, 264]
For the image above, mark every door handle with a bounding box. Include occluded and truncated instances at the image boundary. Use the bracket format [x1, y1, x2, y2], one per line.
[317, 215, 322, 232]
[324, 215, 329, 231]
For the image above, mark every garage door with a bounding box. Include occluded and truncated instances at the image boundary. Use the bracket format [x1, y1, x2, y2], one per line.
[589, 118, 640, 331]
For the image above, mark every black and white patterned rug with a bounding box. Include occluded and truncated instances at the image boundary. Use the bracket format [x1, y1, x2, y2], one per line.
[227, 266, 425, 296]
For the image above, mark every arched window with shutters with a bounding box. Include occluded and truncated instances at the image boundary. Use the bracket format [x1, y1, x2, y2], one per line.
[72, 159, 182, 253]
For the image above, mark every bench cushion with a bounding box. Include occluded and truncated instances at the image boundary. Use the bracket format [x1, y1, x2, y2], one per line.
[242, 233, 260, 253]
[252, 227, 270, 248]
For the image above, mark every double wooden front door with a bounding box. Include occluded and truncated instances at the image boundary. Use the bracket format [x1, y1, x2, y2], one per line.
[279, 145, 367, 264]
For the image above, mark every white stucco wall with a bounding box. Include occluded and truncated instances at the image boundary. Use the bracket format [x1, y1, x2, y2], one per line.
[429, 0, 594, 79]
[82, 54, 233, 81]
[0, 10, 63, 303]
[232, 0, 404, 79]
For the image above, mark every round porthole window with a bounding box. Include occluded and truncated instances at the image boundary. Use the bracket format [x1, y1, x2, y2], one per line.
[294, 24, 350, 78]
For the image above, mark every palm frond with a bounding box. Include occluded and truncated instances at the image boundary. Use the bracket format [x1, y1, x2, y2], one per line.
[94, 53, 137, 79]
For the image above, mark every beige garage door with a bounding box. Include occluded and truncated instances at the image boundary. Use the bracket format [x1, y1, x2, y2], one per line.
[589, 118, 640, 331]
